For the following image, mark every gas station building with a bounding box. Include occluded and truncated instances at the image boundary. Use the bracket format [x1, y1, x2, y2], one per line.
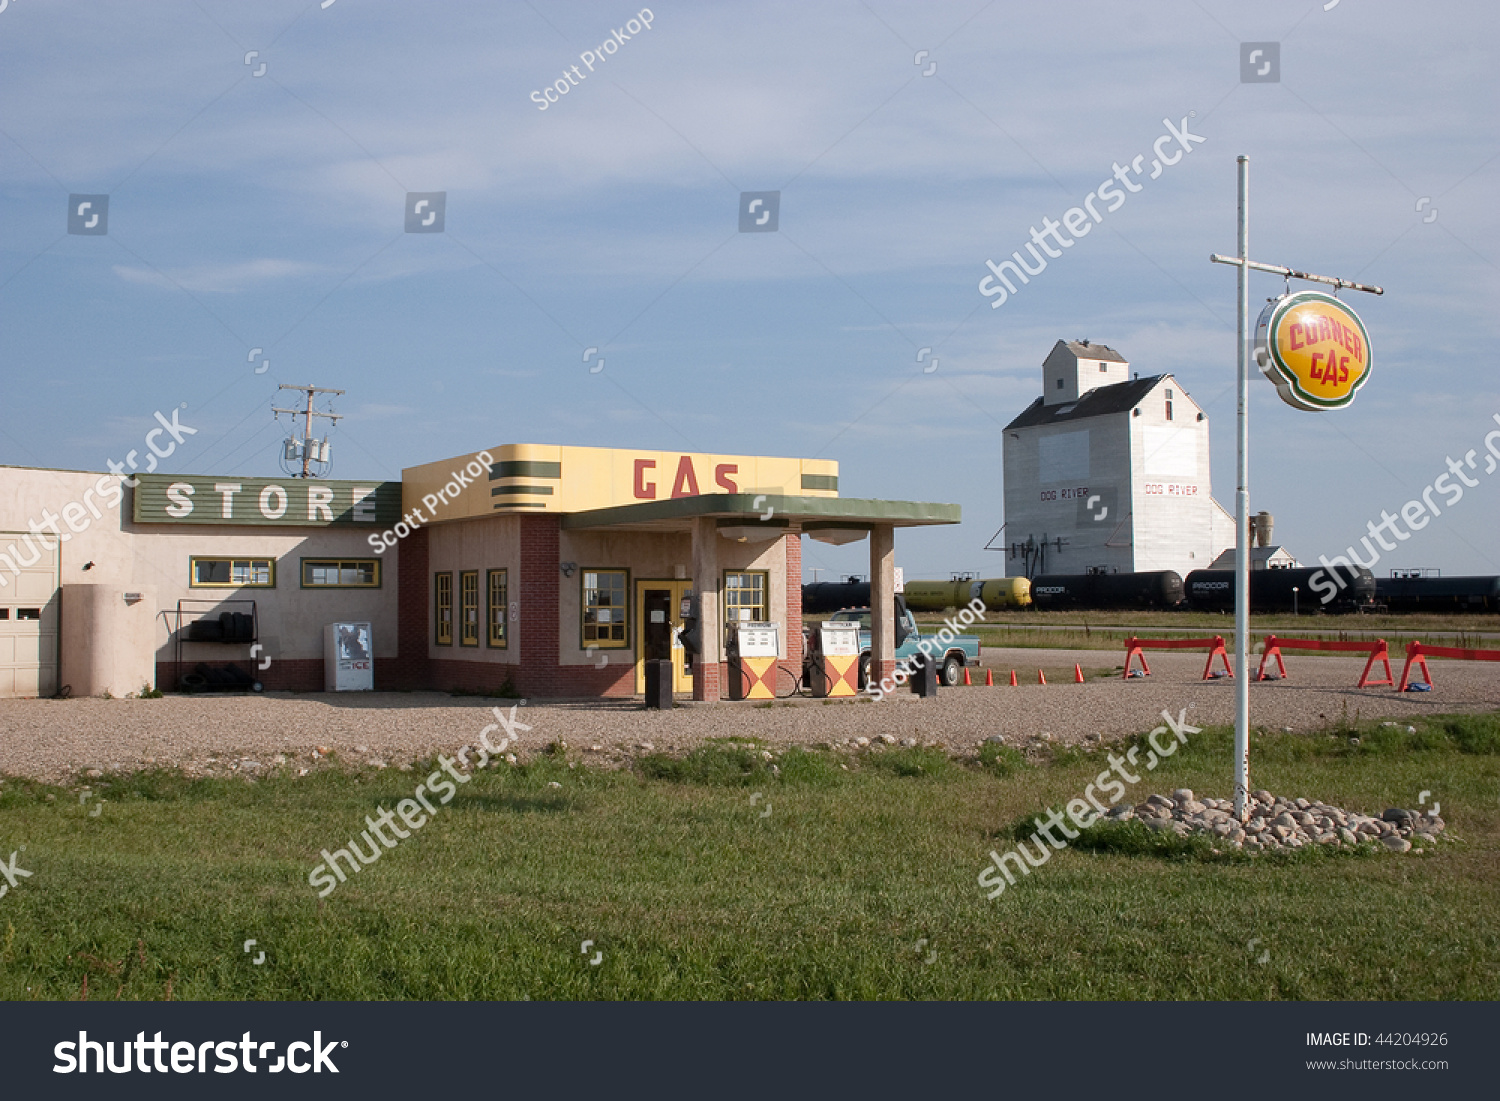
[402, 444, 958, 700]
[0, 444, 958, 700]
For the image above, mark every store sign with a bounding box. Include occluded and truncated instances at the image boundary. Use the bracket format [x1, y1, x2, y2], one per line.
[1254, 291, 1372, 411]
[133, 474, 402, 526]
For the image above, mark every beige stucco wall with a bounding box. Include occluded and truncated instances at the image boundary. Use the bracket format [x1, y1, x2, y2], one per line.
[59, 584, 158, 697]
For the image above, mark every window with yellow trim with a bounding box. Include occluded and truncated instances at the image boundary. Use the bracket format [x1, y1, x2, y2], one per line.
[301, 558, 379, 588]
[724, 570, 768, 624]
[582, 569, 627, 647]
[435, 572, 453, 646]
[459, 570, 480, 647]
[487, 568, 509, 648]
[191, 557, 274, 588]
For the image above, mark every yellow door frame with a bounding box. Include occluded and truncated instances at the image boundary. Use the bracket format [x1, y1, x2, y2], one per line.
[634, 579, 693, 694]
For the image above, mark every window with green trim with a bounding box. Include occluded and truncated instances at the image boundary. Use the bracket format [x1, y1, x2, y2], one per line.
[487, 568, 509, 648]
[301, 558, 379, 587]
[435, 572, 453, 646]
[724, 570, 768, 624]
[582, 569, 628, 647]
[191, 557, 274, 588]
[459, 570, 480, 647]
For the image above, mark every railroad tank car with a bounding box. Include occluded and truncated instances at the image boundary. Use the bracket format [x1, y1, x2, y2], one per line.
[1184, 565, 1375, 612]
[1030, 571, 1184, 610]
[1374, 575, 1500, 613]
[801, 580, 870, 615]
[975, 577, 1031, 609]
[903, 577, 1034, 612]
[902, 580, 974, 611]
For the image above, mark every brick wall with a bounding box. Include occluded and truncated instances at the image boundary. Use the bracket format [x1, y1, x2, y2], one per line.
[779, 531, 803, 688]
[158, 657, 325, 692]
[391, 526, 431, 689]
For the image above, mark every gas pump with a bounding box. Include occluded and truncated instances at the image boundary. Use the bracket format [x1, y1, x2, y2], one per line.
[807, 620, 860, 698]
[726, 620, 779, 700]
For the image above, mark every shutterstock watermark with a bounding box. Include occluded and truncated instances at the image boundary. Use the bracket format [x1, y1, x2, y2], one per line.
[977, 708, 1199, 899]
[308, 705, 529, 897]
[978, 114, 1206, 309]
[0, 477, 124, 588]
[0, 406, 197, 587]
[867, 597, 985, 701]
[1309, 412, 1500, 603]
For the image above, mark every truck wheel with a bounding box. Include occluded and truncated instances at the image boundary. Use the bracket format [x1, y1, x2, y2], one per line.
[941, 654, 963, 686]
[858, 654, 871, 689]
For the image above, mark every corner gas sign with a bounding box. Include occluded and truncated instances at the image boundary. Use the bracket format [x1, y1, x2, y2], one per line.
[1254, 290, 1372, 411]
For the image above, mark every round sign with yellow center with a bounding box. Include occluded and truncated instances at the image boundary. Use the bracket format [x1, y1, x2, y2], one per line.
[1253, 290, 1372, 411]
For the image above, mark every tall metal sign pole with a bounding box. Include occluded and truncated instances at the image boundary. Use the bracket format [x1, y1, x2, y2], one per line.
[1233, 155, 1251, 823]
[1211, 155, 1382, 822]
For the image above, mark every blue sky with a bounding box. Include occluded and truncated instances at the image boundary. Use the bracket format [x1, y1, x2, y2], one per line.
[2, 0, 1496, 582]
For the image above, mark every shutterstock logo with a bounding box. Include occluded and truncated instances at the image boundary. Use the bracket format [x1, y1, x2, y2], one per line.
[739, 191, 780, 232]
[55, 1031, 345, 1074]
[405, 192, 446, 233]
[68, 194, 109, 235]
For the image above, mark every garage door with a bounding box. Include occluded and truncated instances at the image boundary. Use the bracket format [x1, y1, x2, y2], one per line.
[0, 536, 58, 698]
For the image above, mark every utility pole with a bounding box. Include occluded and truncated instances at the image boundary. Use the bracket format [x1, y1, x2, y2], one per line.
[272, 384, 344, 478]
[1210, 155, 1382, 822]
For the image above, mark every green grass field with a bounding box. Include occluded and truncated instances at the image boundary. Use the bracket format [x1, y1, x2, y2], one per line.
[1, 714, 1497, 1001]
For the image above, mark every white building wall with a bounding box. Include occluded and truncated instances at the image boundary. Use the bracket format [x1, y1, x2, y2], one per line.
[1128, 379, 1220, 578]
[1002, 374, 1236, 580]
[1003, 414, 1134, 577]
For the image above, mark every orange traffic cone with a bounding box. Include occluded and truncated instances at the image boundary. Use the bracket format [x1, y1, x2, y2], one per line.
[1037, 669, 1047, 685]
[985, 668, 994, 686]
[1074, 663, 1084, 683]
[1009, 670, 1017, 686]
[963, 667, 972, 686]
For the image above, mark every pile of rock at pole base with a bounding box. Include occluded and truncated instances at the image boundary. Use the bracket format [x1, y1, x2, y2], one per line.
[1103, 788, 1446, 853]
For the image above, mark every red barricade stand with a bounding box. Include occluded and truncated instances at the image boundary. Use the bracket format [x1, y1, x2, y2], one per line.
[1256, 634, 1394, 688]
[1123, 636, 1232, 680]
[1398, 640, 1500, 691]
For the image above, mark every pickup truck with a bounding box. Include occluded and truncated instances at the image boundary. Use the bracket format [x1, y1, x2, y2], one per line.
[804, 595, 982, 688]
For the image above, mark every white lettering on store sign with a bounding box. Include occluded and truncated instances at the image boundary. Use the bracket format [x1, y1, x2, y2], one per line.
[162, 481, 378, 522]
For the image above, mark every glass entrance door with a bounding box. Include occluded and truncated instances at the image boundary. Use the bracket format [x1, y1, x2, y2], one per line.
[635, 579, 692, 694]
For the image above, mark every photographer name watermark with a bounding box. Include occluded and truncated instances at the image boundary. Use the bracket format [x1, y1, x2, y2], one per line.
[530, 8, 655, 111]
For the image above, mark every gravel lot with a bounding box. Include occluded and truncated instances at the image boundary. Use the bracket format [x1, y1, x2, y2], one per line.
[0, 648, 1494, 782]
